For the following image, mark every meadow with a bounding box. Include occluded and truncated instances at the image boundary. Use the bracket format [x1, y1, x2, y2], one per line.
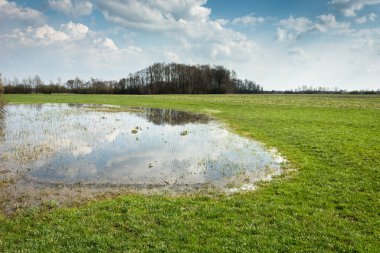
[0, 94, 379, 252]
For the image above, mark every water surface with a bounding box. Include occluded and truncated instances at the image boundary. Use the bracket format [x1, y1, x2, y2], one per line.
[0, 104, 283, 191]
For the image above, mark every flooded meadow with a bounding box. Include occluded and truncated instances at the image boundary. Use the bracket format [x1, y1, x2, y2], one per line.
[0, 103, 284, 213]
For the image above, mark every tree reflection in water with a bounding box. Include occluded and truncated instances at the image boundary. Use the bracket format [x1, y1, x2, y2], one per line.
[137, 108, 210, 126]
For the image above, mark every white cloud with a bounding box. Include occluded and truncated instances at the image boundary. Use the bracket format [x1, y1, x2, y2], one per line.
[0, 0, 45, 24]
[248, 39, 380, 90]
[276, 28, 291, 42]
[181, 21, 259, 61]
[316, 14, 351, 33]
[355, 12, 377, 23]
[94, 0, 211, 31]
[0, 22, 89, 47]
[352, 27, 380, 52]
[33, 25, 69, 44]
[276, 15, 352, 42]
[368, 12, 377, 21]
[215, 19, 229, 26]
[61, 22, 89, 40]
[279, 16, 314, 34]
[232, 14, 265, 26]
[275, 16, 315, 42]
[0, 22, 148, 81]
[287, 47, 306, 56]
[330, 0, 380, 17]
[48, 0, 93, 16]
[94, 37, 118, 51]
[94, 0, 259, 62]
[165, 51, 180, 62]
[102, 38, 118, 51]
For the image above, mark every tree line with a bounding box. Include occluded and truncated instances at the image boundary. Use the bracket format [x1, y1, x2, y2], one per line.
[1, 63, 263, 95]
[266, 85, 380, 95]
[2, 63, 379, 95]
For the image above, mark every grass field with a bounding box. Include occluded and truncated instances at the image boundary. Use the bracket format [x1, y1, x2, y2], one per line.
[1, 94, 379, 252]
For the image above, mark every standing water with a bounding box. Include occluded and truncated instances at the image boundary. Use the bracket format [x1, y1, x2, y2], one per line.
[0, 104, 284, 211]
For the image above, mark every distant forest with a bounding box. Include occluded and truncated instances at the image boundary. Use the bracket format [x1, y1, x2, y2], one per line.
[1, 63, 262, 95]
[1, 63, 379, 95]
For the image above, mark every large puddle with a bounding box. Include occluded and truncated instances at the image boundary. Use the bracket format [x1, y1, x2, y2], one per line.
[0, 104, 284, 213]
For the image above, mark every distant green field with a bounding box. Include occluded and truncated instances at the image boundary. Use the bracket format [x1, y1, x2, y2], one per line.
[1, 94, 379, 252]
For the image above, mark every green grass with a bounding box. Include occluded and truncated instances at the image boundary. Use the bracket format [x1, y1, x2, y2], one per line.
[1, 94, 379, 252]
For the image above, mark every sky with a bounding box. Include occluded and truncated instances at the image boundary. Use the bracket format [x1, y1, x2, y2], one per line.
[0, 0, 379, 90]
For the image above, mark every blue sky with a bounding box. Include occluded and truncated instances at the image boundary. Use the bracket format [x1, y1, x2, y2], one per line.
[1, 0, 380, 90]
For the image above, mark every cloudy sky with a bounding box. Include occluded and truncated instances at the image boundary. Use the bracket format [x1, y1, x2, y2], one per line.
[1, 0, 379, 90]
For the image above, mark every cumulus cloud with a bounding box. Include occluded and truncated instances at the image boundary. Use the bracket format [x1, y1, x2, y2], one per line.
[355, 12, 377, 23]
[276, 15, 352, 42]
[0, 0, 45, 25]
[0, 19, 147, 81]
[31, 25, 69, 44]
[232, 14, 266, 26]
[275, 16, 315, 42]
[102, 38, 118, 51]
[179, 20, 259, 61]
[93, 37, 118, 51]
[0, 22, 89, 47]
[316, 14, 351, 33]
[1, 25, 68, 47]
[215, 19, 229, 26]
[352, 27, 380, 52]
[58, 40, 146, 79]
[330, 0, 380, 17]
[61, 22, 89, 40]
[94, 0, 259, 62]
[48, 0, 93, 16]
[94, 0, 210, 31]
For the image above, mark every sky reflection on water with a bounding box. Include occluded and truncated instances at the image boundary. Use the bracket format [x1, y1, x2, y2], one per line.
[0, 104, 282, 189]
